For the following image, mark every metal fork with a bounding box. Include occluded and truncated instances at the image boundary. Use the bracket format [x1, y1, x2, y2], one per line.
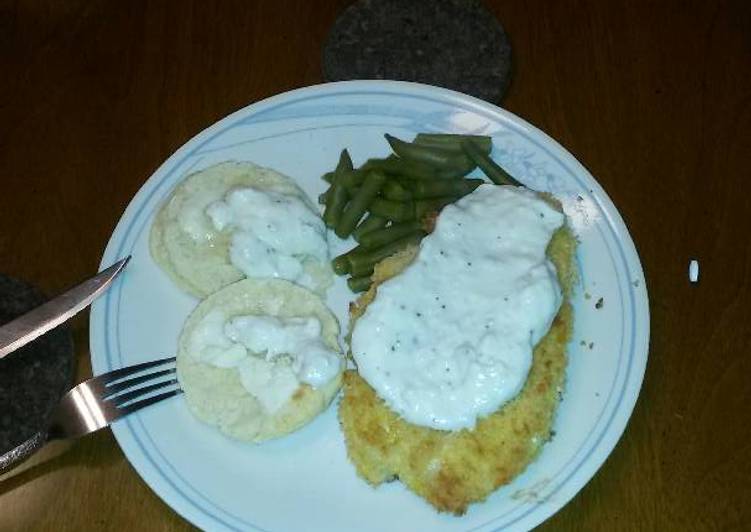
[1, 356, 181, 474]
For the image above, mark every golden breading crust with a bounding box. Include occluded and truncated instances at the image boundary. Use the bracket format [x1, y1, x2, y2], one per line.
[339, 219, 577, 515]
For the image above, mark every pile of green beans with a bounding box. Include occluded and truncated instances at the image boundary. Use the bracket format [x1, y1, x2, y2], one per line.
[319, 133, 521, 292]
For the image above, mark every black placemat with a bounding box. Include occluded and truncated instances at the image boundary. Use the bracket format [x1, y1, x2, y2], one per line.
[0, 275, 75, 454]
[323, 0, 512, 103]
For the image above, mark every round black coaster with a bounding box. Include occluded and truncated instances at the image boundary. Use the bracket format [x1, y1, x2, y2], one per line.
[322, 0, 512, 103]
[0, 275, 75, 455]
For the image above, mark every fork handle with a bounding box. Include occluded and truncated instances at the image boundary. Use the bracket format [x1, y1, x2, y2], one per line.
[0, 430, 48, 476]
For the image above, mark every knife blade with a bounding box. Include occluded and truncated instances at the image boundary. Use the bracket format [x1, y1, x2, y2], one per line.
[0, 256, 130, 359]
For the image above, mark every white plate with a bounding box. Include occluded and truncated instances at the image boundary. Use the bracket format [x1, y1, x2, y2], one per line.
[90, 81, 649, 532]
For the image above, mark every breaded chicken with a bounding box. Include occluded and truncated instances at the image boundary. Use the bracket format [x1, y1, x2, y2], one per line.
[339, 217, 577, 515]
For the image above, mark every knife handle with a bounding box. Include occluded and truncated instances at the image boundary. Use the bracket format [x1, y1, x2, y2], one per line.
[0, 430, 48, 476]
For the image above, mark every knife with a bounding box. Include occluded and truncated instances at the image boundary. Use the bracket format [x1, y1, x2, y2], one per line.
[0, 256, 130, 359]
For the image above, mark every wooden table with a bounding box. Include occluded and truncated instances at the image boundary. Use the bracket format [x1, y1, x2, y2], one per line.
[1, 1, 749, 530]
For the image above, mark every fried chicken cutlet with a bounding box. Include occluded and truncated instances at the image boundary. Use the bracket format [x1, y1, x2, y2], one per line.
[339, 194, 577, 515]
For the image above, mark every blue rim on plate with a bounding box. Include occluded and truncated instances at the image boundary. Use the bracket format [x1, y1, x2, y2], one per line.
[90, 80, 649, 532]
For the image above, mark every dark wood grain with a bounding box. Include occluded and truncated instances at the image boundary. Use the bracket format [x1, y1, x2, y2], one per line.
[1, 0, 750, 530]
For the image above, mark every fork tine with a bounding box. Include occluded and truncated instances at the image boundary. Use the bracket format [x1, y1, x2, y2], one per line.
[95, 356, 176, 387]
[116, 388, 183, 417]
[109, 376, 180, 406]
[46, 359, 182, 441]
[103, 368, 176, 397]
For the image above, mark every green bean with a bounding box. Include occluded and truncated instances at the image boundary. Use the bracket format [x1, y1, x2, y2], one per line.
[385, 134, 473, 169]
[349, 264, 374, 278]
[340, 174, 407, 198]
[364, 154, 473, 180]
[322, 150, 356, 228]
[323, 184, 348, 228]
[366, 156, 437, 180]
[348, 231, 425, 276]
[414, 133, 492, 154]
[360, 156, 394, 171]
[353, 214, 389, 242]
[382, 179, 412, 201]
[409, 178, 483, 199]
[369, 198, 415, 222]
[358, 221, 423, 249]
[461, 141, 522, 187]
[332, 252, 352, 275]
[339, 169, 367, 189]
[335, 171, 387, 238]
[347, 275, 372, 293]
[435, 156, 476, 178]
[325, 149, 354, 189]
[338, 149, 354, 173]
[415, 196, 461, 220]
